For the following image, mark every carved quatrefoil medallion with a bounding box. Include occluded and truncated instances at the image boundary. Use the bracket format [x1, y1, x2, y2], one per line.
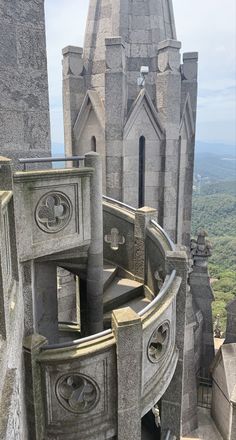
[35, 192, 72, 233]
[56, 374, 100, 414]
[148, 322, 170, 363]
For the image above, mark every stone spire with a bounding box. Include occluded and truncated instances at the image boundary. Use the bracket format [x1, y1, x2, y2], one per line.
[83, 0, 176, 100]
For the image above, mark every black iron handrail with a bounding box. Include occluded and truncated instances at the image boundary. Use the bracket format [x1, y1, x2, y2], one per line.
[19, 156, 85, 171]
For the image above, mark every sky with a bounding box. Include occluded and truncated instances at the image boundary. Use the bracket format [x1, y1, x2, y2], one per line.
[44, 0, 236, 148]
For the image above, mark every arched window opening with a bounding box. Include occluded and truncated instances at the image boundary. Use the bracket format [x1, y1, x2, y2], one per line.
[91, 136, 97, 152]
[139, 136, 145, 208]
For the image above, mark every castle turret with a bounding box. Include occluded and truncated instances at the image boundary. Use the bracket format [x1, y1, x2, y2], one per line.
[63, 0, 198, 247]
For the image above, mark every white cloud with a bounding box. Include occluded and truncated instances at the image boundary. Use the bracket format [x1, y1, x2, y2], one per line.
[45, 0, 236, 146]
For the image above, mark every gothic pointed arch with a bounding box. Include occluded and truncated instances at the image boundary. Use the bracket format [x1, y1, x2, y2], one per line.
[73, 90, 105, 143]
[124, 89, 164, 140]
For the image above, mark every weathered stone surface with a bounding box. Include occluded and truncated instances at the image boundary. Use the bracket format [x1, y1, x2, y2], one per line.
[0, 0, 51, 166]
[211, 343, 236, 440]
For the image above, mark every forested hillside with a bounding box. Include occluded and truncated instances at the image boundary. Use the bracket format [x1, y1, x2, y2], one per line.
[192, 180, 236, 332]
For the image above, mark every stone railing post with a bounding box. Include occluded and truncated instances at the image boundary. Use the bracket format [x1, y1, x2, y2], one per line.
[0, 156, 13, 190]
[85, 152, 103, 334]
[23, 334, 47, 440]
[134, 207, 157, 280]
[112, 307, 142, 440]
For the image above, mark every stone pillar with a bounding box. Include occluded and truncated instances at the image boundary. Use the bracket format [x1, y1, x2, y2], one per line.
[179, 52, 198, 246]
[0, 156, 13, 190]
[0, 1, 51, 166]
[112, 307, 142, 440]
[190, 230, 215, 375]
[181, 53, 198, 127]
[156, 40, 182, 243]
[85, 152, 103, 334]
[182, 281, 198, 435]
[23, 334, 47, 440]
[134, 207, 157, 280]
[225, 298, 236, 343]
[34, 262, 59, 344]
[161, 249, 188, 439]
[62, 46, 85, 157]
[105, 37, 127, 200]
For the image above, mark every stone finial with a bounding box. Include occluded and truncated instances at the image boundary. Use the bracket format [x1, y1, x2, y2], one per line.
[157, 39, 181, 73]
[182, 52, 198, 81]
[214, 314, 222, 338]
[105, 37, 126, 72]
[62, 46, 84, 77]
[190, 229, 212, 267]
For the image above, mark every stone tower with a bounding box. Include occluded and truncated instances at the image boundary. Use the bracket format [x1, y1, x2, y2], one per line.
[63, 0, 198, 245]
[0, 0, 51, 165]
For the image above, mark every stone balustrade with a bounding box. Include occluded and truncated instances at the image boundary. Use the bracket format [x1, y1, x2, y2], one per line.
[24, 197, 182, 440]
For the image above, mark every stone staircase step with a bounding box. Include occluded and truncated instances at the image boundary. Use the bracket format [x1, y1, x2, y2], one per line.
[103, 277, 143, 312]
[103, 264, 118, 290]
[103, 295, 150, 325]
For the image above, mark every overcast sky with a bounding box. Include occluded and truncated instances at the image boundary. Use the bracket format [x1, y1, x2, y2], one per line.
[45, 0, 236, 147]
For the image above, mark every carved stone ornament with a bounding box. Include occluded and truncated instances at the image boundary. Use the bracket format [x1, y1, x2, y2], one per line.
[35, 192, 72, 233]
[104, 228, 125, 251]
[56, 373, 100, 414]
[148, 322, 170, 363]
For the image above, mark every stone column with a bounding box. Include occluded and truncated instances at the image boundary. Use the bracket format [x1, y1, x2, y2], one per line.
[161, 249, 189, 439]
[156, 40, 182, 243]
[179, 52, 198, 246]
[85, 152, 103, 334]
[190, 230, 215, 376]
[62, 46, 85, 157]
[23, 334, 47, 440]
[112, 307, 142, 440]
[225, 298, 236, 343]
[105, 37, 127, 200]
[134, 207, 157, 280]
[34, 262, 59, 344]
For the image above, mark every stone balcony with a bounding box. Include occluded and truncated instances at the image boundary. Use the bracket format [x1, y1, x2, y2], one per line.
[0, 155, 188, 440]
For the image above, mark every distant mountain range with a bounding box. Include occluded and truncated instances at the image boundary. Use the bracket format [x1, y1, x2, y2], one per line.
[195, 141, 235, 156]
[52, 141, 236, 181]
[194, 141, 236, 181]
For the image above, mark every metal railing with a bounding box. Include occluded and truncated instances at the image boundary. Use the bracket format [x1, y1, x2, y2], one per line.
[41, 270, 176, 351]
[138, 270, 176, 317]
[41, 328, 113, 351]
[103, 195, 136, 213]
[150, 219, 175, 251]
[197, 374, 212, 409]
[40, 197, 177, 351]
[19, 156, 85, 171]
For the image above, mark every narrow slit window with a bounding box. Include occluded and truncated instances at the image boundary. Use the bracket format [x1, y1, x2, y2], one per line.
[91, 136, 97, 152]
[139, 136, 145, 208]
